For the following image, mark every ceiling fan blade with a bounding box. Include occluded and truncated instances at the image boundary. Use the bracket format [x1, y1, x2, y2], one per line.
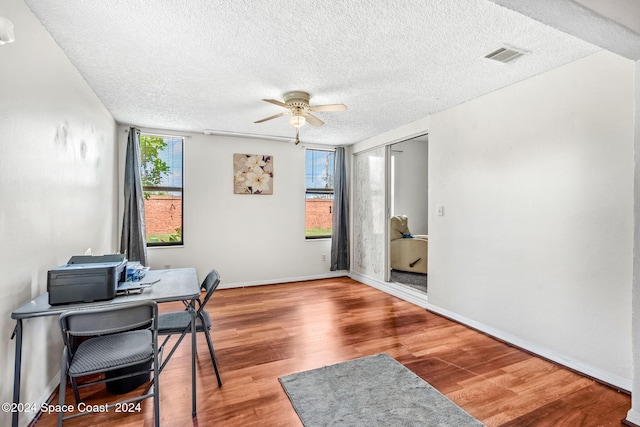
[254, 111, 290, 124]
[309, 103, 348, 112]
[262, 99, 290, 109]
[304, 113, 325, 127]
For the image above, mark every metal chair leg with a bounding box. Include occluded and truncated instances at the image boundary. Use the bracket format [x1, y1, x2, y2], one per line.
[57, 348, 68, 427]
[203, 327, 222, 387]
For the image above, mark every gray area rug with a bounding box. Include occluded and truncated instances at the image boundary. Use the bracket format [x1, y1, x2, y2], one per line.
[279, 353, 484, 427]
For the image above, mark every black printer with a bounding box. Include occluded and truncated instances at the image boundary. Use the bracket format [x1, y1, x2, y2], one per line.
[47, 254, 127, 305]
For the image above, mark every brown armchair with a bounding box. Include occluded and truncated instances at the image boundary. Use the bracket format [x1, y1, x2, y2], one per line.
[390, 215, 428, 274]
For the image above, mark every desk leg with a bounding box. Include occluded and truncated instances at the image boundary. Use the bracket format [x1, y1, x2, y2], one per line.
[191, 307, 197, 417]
[12, 320, 23, 427]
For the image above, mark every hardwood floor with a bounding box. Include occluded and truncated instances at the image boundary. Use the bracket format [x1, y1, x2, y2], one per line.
[34, 277, 630, 426]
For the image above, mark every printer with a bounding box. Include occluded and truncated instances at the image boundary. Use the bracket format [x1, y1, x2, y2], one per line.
[47, 254, 127, 305]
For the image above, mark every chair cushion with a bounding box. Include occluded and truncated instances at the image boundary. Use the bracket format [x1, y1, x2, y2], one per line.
[69, 330, 152, 376]
[158, 310, 211, 335]
[390, 215, 410, 240]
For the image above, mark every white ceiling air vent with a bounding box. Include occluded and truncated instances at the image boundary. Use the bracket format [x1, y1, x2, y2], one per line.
[484, 46, 527, 63]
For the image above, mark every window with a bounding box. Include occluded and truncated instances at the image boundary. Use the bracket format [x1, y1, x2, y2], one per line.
[140, 134, 184, 246]
[305, 149, 334, 239]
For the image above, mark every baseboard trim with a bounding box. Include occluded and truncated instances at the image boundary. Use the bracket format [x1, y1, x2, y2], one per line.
[424, 302, 631, 393]
[348, 271, 428, 308]
[219, 270, 349, 289]
[24, 374, 59, 427]
[623, 410, 640, 427]
[349, 272, 631, 393]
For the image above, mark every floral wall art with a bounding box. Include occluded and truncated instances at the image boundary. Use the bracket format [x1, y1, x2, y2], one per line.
[233, 153, 274, 194]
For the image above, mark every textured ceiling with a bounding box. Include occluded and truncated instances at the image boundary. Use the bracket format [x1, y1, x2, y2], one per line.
[489, 0, 640, 59]
[24, 0, 601, 145]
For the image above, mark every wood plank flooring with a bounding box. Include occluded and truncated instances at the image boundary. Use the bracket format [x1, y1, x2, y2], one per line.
[33, 277, 630, 426]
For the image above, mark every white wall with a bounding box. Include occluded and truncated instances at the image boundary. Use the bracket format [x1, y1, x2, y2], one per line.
[627, 58, 640, 425]
[0, 1, 118, 425]
[119, 129, 338, 287]
[392, 137, 429, 235]
[573, 0, 640, 35]
[428, 50, 634, 388]
[352, 117, 430, 154]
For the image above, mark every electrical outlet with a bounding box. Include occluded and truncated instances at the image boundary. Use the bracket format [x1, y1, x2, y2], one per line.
[322, 254, 326, 261]
[164, 264, 171, 269]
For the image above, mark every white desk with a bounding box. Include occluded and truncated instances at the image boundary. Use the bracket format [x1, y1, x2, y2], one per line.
[10, 268, 201, 427]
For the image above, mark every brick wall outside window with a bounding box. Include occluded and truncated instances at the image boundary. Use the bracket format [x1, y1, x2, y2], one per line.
[143, 195, 182, 235]
[305, 199, 333, 230]
[145, 196, 332, 235]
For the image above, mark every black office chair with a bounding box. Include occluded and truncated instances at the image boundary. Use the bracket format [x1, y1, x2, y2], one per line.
[158, 269, 222, 386]
[57, 301, 160, 426]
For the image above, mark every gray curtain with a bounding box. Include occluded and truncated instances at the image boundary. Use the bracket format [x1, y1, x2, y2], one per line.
[120, 127, 148, 265]
[331, 146, 349, 271]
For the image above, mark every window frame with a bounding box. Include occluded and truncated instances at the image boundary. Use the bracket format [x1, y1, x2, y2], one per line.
[305, 148, 335, 240]
[140, 133, 184, 247]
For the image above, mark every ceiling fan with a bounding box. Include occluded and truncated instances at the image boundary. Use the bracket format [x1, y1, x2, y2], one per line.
[254, 91, 347, 144]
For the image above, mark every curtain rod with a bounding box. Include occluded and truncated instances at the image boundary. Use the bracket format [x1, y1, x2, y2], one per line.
[123, 128, 191, 139]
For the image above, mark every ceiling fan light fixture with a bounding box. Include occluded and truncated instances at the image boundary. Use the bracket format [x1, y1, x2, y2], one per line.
[254, 91, 345, 138]
[290, 115, 306, 128]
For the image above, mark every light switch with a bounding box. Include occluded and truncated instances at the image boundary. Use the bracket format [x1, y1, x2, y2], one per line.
[437, 205, 444, 216]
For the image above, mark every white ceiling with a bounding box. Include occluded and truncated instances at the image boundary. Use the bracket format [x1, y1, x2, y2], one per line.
[23, 0, 606, 146]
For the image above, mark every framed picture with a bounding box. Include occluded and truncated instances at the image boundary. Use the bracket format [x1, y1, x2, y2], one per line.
[233, 153, 274, 194]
